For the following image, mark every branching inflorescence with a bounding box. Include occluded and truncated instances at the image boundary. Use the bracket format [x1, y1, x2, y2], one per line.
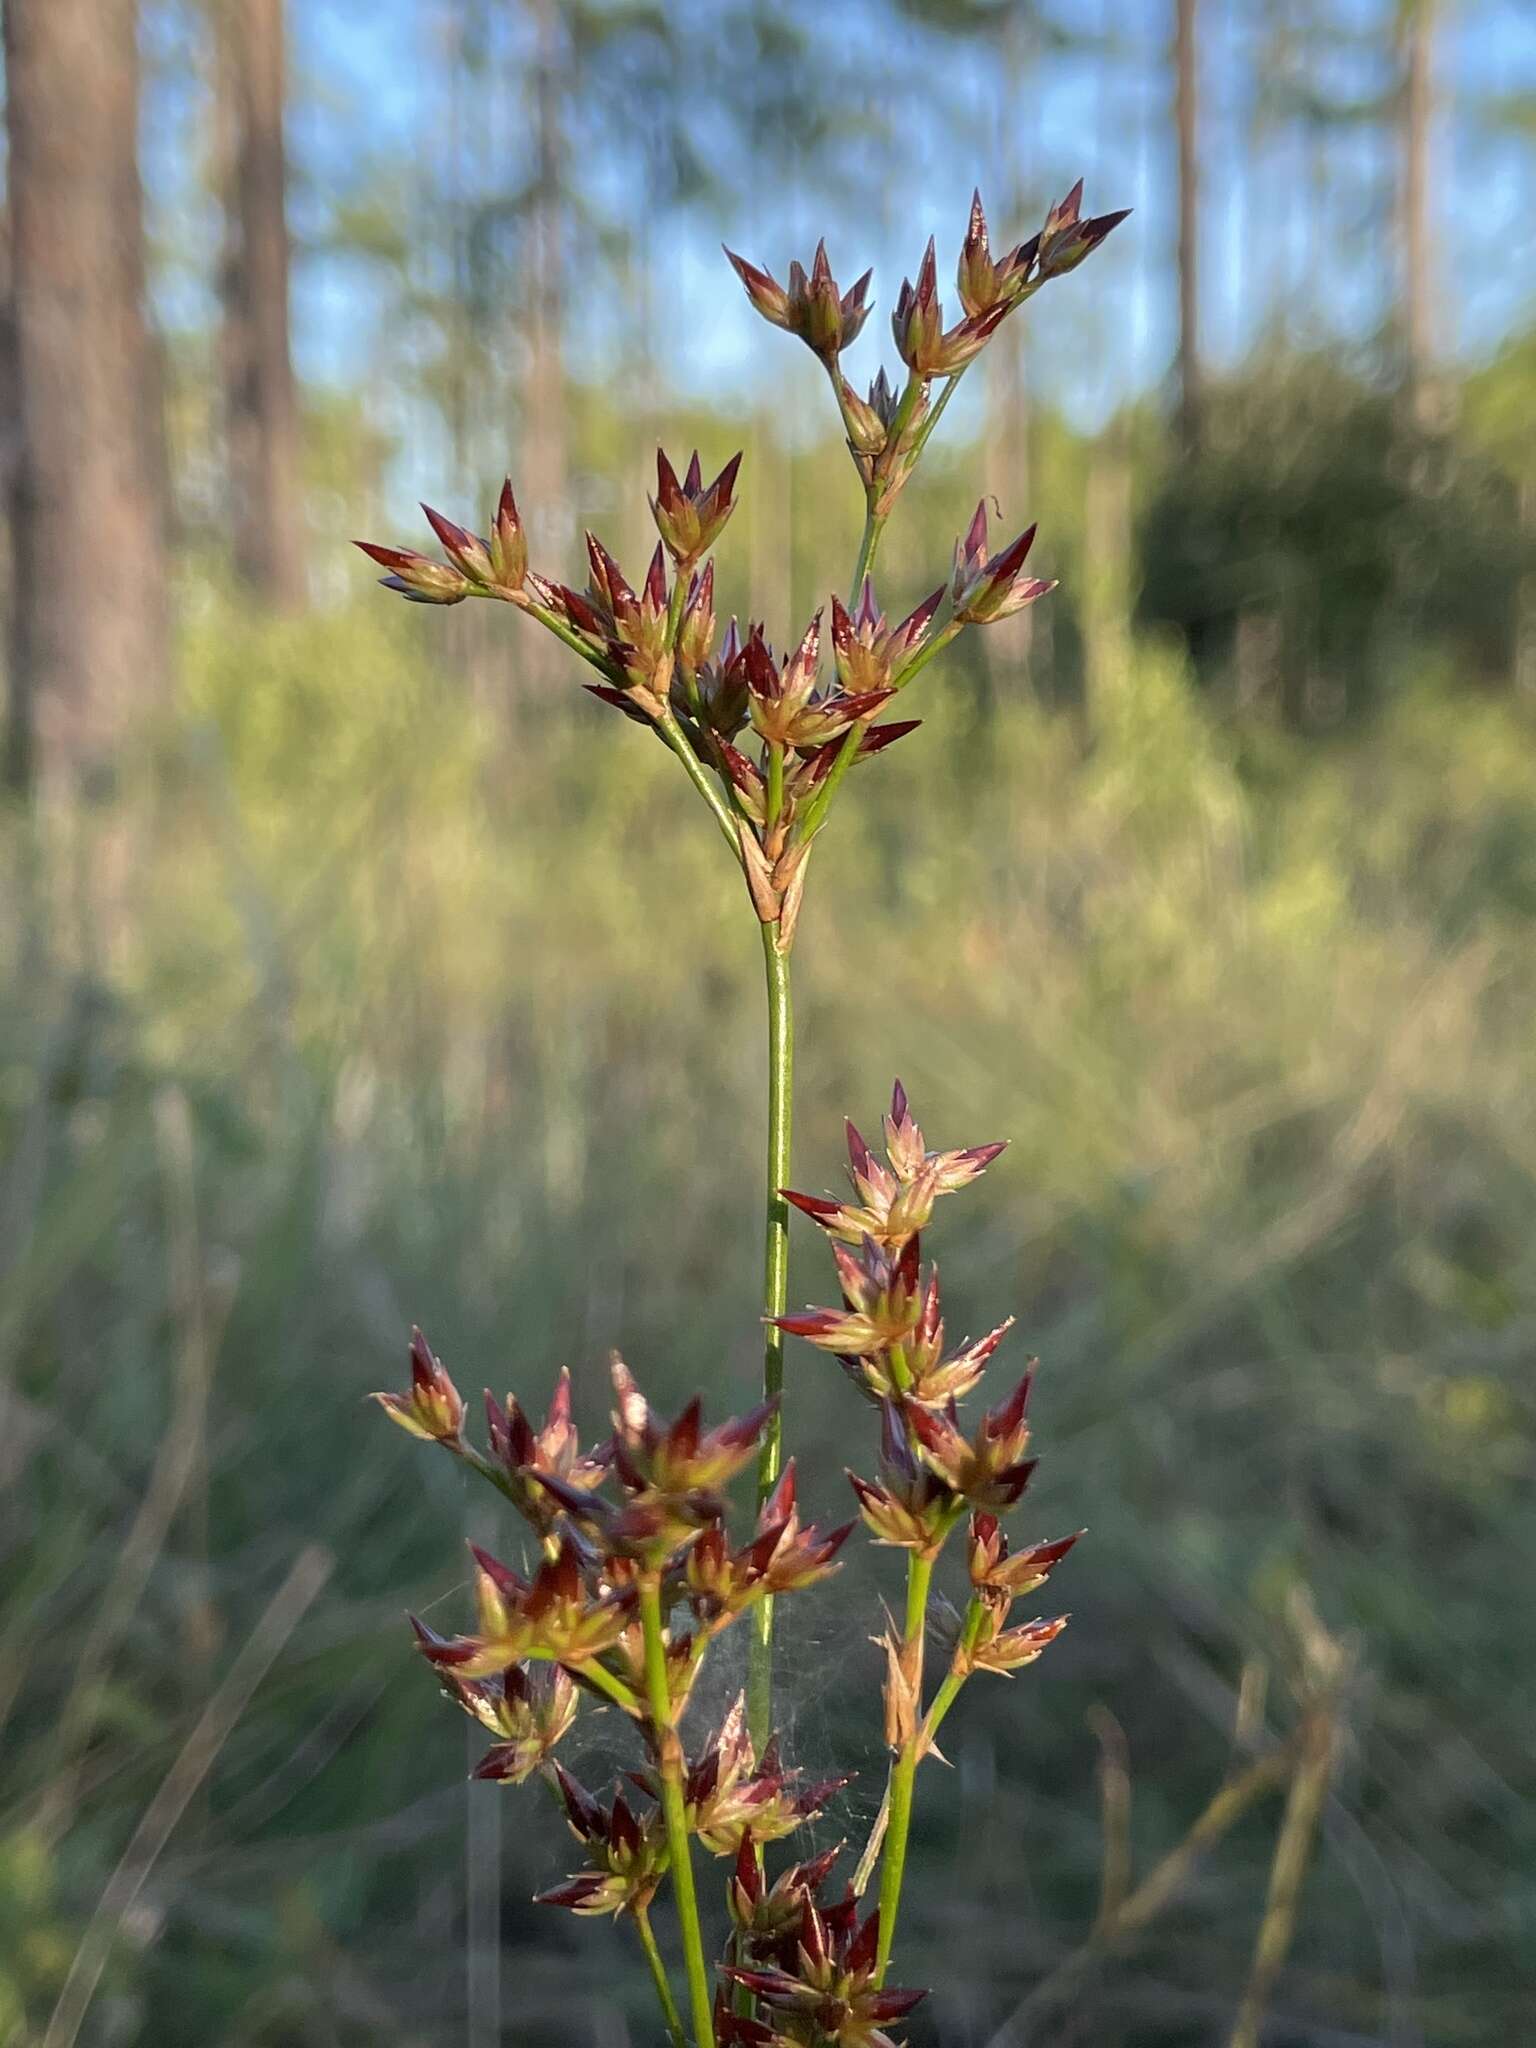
[362, 182, 1126, 2046]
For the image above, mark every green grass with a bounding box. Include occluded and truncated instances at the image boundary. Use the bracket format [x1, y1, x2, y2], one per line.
[2, 601, 1532, 2046]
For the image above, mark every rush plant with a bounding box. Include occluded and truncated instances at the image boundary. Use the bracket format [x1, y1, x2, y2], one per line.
[361, 183, 1128, 2046]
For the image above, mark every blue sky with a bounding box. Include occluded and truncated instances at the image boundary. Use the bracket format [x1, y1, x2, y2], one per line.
[137, 0, 1536, 442]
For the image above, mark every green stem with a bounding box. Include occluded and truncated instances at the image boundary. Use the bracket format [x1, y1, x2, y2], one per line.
[747, 921, 794, 1756]
[846, 371, 929, 606]
[918, 1599, 986, 1754]
[875, 1549, 935, 1983]
[665, 563, 690, 647]
[653, 701, 745, 856]
[635, 1904, 689, 2048]
[798, 370, 958, 851]
[890, 617, 964, 695]
[451, 1439, 528, 1511]
[522, 596, 615, 675]
[793, 714, 866, 847]
[903, 367, 969, 471]
[919, 1667, 966, 1754]
[571, 1655, 642, 1717]
[877, 371, 928, 473]
[798, 484, 929, 830]
[857, 368, 929, 561]
[764, 741, 785, 835]
[885, 1342, 913, 1395]
[639, 1575, 716, 2048]
[848, 495, 885, 607]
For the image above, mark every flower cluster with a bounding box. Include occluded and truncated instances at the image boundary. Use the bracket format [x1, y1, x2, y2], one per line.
[363, 172, 1122, 2046]
[355, 480, 529, 607]
[951, 501, 1055, 625]
[372, 1086, 1081, 2042]
[722, 1884, 925, 2048]
[652, 449, 743, 568]
[724, 240, 873, 364]
[370, 1325, 465, 1443]
[686, 1462, 854, 1634]
[960, 1513, 1078, 1676]
[482, 1366, 610, 1532]
[540, 1765, 670, 1917]
[358, 184, 1124, 963]
[635, 1695, 847, 1857]
[729, 183, 1125, 512]
[782, 1079, 1004, 1252]
[371, 1340, 850, 1901]
[776, 1085, 1080, 1975]
[446, 1663, 578, 1785]
[779, 1083, 1078, 1578]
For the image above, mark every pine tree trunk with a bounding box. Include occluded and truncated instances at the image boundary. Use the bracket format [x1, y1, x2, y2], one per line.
[3, 0, 170, 792]
[1174, 0, 1202, 457]
[1397, 0, 1437, 424]
[0, 209, 19, 675]
[216, 0, 305, 607]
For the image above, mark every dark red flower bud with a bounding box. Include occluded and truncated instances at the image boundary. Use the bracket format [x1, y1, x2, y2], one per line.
[412, 1534, 635, 1678]
[1036, 176, 1131, 280]
[957, 190, 1044, 319]
[722, 1894, 926, 2045]
[651, 448, 742, 567]
[969, 1608, 1071, 1677]
[421, 502, 494, 585]
[625, 1693, 847, 1856]
[828, 580, 945, 696]
[371, 1326, 465, 1443]
[675, 559, 718, 677]
[726, 241, 873, 362]
[453, 1663, 579, 1783]
[837, 377, 890, 456]
[952, 503, 1056, 625]
[536, 1768, 669, 1918]
[891, 233, 1010, 377]
[354, 540, 471, 605]
[790, 718, 922, 800]
[907, 1369, 1039, 1512]
[782, 1084, 1006, 1253]
[359, 476, 536, 608]
[722, 246, 791, 326]
[489, 479, 528, 590]
[484, 1368, 611, 1533]
[968, 1514, 1083, 1597]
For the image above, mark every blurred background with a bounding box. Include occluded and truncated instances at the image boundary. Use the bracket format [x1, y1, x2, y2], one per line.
[2, 0, 1534, 2043]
